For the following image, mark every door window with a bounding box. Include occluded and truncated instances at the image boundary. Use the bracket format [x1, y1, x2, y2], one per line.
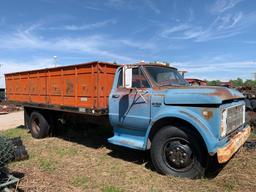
[132, 68, 150, 88]
[117, 67, 150, 88]
[117, 69, 123, 88]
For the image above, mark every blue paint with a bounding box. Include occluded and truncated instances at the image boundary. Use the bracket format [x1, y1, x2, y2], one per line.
[164, 87, 244, 104]
[108, 66, 246, 156]
[108, 127, 146, 150]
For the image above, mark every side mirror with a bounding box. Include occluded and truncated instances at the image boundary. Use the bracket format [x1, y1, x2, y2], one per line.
[123, 66, 132, 89]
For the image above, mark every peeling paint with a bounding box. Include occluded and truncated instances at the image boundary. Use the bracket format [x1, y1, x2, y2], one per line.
[217, 125, 251, 163]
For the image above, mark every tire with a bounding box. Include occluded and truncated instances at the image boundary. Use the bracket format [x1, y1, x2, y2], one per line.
[205, 155, 225, 178]
[29, 112, 49, 139]
[150, 125, 206, 179]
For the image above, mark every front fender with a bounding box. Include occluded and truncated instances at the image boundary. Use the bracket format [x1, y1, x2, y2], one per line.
[144, 108, 218, 153]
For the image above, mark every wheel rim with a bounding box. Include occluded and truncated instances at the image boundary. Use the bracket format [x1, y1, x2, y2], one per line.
[32, 117, 40, 134]
[162, 137, 195, 172]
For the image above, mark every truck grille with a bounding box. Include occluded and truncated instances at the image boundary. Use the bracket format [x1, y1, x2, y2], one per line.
[226, 104, 245, 134]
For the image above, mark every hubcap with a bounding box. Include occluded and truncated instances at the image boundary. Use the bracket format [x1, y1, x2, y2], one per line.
[163, 138, 194, 171]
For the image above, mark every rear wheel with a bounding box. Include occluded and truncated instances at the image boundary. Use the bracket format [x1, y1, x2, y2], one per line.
[29, 112, 49, 139]
[150, 125, 206, 179]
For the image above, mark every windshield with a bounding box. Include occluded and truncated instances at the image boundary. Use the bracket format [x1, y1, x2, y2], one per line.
[145, 66, 188, 86]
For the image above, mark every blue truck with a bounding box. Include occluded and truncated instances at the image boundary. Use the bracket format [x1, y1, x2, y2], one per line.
[5, 61, 251, 178]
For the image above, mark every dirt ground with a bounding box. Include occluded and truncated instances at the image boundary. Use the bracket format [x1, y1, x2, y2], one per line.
[0, 125, 256, 192]
[0, 111, 24, 131]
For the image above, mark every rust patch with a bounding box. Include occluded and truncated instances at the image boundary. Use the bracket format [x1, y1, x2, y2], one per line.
[201, 108, 214, 120]
[52, 85, 61, 95]
[217, 125, 251, 163]
[208, 87, 242, 101]
[66, 80, 74, 95]
[154, 85, 244, 101]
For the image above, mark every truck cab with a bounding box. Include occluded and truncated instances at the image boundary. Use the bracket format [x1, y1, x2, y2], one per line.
[108, 63, 251, 178]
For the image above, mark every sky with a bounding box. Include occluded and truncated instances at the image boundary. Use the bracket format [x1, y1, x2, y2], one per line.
[0, 0, 256, 87]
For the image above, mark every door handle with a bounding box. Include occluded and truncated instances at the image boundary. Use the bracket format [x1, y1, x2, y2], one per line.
[112, 94, 120, 98]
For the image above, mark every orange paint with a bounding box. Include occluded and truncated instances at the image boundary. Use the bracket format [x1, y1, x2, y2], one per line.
[5, 61, 119, 110]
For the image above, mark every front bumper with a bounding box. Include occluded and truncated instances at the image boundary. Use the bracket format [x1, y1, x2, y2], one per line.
[217, 125, 251, 163]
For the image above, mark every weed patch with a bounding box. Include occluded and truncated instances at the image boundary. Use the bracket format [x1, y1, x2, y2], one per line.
[38, 159, 56, 172]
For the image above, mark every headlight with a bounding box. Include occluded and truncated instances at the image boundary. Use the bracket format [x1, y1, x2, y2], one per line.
[221, 109, 227, 137]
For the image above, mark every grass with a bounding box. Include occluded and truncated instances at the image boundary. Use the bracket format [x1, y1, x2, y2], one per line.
[1, 126, 256, 192]
[223, 180, 235, 192]
[70, 175, 89, 190]
[249, 128, 256, 140]
[102, 186, 123, 192]
[56, 146, 78, 158]
[1, 127, 28, 138]
[38, 159, 56, 172]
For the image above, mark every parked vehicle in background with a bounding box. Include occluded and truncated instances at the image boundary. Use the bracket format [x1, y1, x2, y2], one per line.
[236, 86, 256, 126]
[236, 86, 256, 111]
[185, 78, 207, 86]
[219, 82, 232, 88]
[4, 61, 251, 178]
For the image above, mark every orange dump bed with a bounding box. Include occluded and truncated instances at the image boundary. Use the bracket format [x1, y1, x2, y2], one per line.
[5, 62, 119, 113]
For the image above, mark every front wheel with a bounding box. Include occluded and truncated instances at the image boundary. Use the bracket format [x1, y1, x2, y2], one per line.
[150, 125, 206, 179]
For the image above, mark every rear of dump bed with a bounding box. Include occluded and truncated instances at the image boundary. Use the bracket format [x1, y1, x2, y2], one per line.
[5, 61, 119, 115]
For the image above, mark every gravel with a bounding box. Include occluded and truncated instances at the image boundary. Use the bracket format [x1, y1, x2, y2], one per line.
[0, 111, 24, 131]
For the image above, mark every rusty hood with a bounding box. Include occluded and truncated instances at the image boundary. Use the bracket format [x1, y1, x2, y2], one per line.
[163, 86, 244, 105]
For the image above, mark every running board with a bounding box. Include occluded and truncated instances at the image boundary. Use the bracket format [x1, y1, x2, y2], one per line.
[108, 135, 145, 150]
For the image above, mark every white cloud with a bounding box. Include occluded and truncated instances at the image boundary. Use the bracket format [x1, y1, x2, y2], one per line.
[0, 29, 136, 63]
[143, 0, 161, 14]
[0, 58, 54, 88]
[48, 19, 116, 31]
[106, 0, 134, 9]
[173, 59, 256, 81]
[84, 5, 104, 11]
[119, 39, 156, 50]
[160, 24, 191, 38]
[160, 11, 255, 42]
[211, 0, 243, 13]
[241, 40, 256, 44]
[106, 0, 161, 14]
[213, 12, 243, 30]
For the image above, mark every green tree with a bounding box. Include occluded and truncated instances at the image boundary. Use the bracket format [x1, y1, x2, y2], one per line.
[207, 80, 221, 86]
[230, 78, 243, 87]
[244, 80, 256, 87]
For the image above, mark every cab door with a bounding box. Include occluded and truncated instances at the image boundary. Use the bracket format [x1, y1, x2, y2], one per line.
[109, 67, 151, 132]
